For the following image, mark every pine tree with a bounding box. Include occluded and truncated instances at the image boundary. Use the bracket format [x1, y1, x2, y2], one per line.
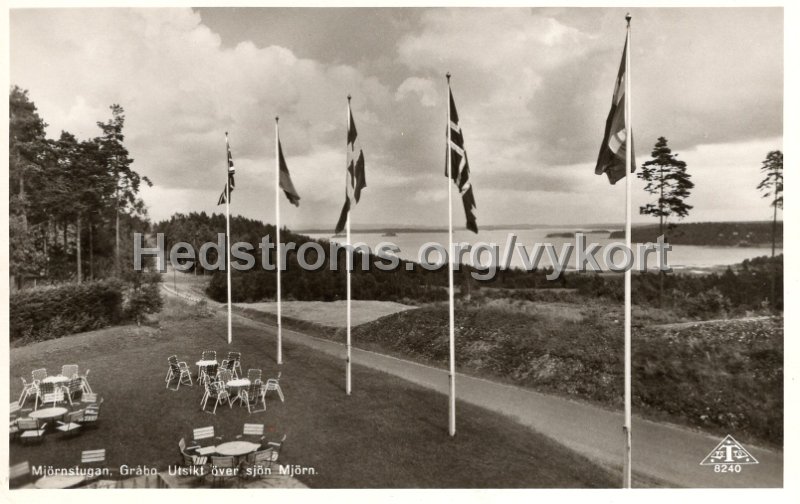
[638, 137, 694, 304]
[757, 150, 783, 309]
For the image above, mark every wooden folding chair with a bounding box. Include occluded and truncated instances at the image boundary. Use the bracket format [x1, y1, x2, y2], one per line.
[18, 417, 47, 443]
[61, 364, 79, 379]
[56, 409, 84, 436]
[236, 423, 265, 443]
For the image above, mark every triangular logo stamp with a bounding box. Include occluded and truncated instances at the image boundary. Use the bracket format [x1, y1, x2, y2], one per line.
[700, 435, 759, 466]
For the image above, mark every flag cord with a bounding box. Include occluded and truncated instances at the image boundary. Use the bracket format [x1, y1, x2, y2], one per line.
[275, 118, 283, 365]
[447, 75, 456, 438]
[623, 14, 633, 489]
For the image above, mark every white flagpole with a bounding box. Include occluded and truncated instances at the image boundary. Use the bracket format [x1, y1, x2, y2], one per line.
[623, 13, 633, 489]
[225, 132, 233, 345]
[346, 95, 353, 396]
[275, 117, 283, 365]
[446, 73, 456, 437]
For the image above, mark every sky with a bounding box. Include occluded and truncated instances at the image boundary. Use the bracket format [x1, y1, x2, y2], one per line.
[9, 7, 783, 232]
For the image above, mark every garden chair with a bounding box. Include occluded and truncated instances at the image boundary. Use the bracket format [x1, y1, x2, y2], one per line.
[265, 371, 285, 402]
[224, 358, 237, 378]
[199, 363, 218, 386]
[9, 461, 36, 489]
[202, 381, 231, 414]
[247, 369, 262, 383]
[18, 377, 38, 407]
[79, 397, 103, 429]
[251, 383, 268, 413]
[65, 377, 83, 401]
[42, 387, 71, 408]
[181, 452, 210, 484]
[217, 368, 232, 385]
[18, 417, 47, 443]
[210, 455, 238, 487]
[236, 423, 265, 443]
[79, 369, 92, 394]
[61, 364, 79, 379]
[240, 448, 275, 481]
[165, 355, 178, 383]
[81, 449, 108, 485]
[267, 434, 287, 463]
[31, 368, 47, 384]
[202, 350, 216, 362]
[56, 409, 84, 436]
[166, 359, 193, 390]
[227, 352, 242, 377]
[192, 426, 221, 447]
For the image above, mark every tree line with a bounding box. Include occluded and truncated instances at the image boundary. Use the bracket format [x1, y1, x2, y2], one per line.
[9, 86, 151, 288]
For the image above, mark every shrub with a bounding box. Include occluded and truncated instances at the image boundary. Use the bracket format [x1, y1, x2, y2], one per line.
[10, 280, 124, 342]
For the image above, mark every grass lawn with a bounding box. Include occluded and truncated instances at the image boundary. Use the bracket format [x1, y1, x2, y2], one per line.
[9, 296, 616, 488]
[237, 300, 416, 328]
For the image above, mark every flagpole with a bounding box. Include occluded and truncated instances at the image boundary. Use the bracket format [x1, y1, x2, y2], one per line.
[623, 13, 633, 489]
[346, 95, 353, 396]
[446, 73, 456, 437]
[275, 117, 283, 365]
[225, 132, 233, 345]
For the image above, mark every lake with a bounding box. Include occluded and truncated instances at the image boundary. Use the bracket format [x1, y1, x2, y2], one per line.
[306, 228, 781, 272]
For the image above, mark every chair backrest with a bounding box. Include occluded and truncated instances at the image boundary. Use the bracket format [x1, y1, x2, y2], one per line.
[227, 351, 241, 361]
[243, 423, 264, 436]
[169, 360, 181, 373]
[82, 392, 98, 403]
[9, 461, 30, 479]
[225, 359, 236, 371]
[39, 381, 55, 395]
[202, 350, 216, 361]
[32, 368, 47, 382]
[253, 449, 274, 463]
[211, 455, 236, 469]
[168, 355, 178, 364]
[68, 410, 85, 422]
[61, 364, 79, 378]
[81, 449, 106, 464]
[247, 369, 262, 382]
[218, 369, 232, 383]
[68, 377, 83, 392]
[18, 417, 39, 430]
[193, 426, 214, 440]
[44, 389, 65, 401]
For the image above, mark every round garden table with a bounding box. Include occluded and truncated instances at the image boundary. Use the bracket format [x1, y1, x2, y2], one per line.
[35, 474, 86, 489]
[226, 378, 250, 405]
[196, 360, 218, 382]
[41, 375, 69, 385]
[215, 441, 260, 457]
[29, 407, 68, 421]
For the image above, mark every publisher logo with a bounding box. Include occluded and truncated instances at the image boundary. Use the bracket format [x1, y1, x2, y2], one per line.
[700, 435, 759, 473]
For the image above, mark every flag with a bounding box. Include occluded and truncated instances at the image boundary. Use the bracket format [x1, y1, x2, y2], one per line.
[595, 35, 635, 185]
[217, 135, 236, 205]
[278, 138, 300, 206]
[447, 87, 478, 233]
[334, 105, 366, 234]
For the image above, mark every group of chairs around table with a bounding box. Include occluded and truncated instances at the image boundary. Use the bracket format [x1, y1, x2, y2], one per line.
[18, 365, 93, 410]
[179, 424, 287, 487]
[165, 351, 285, 414]
[10, 448, 111, 489]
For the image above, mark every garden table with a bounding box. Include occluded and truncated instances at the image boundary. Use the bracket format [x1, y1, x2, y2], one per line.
[41, 375, 69, 385]
[29, 406, 68, 421]
[215, 441, 260, 457]
[226, 378, 250, 406]
[35, 474, 86, 489]
[196, 360, 218, 383]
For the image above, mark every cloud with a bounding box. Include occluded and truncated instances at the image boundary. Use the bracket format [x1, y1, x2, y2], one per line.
[10, 7, 783, 229]
[396, 77, 438, 107]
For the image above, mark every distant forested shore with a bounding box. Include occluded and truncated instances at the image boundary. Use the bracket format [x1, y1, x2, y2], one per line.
[609, 221, 782, 247]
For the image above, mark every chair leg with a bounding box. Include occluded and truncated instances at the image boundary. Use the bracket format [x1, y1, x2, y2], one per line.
[277, 386, 284, 402]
